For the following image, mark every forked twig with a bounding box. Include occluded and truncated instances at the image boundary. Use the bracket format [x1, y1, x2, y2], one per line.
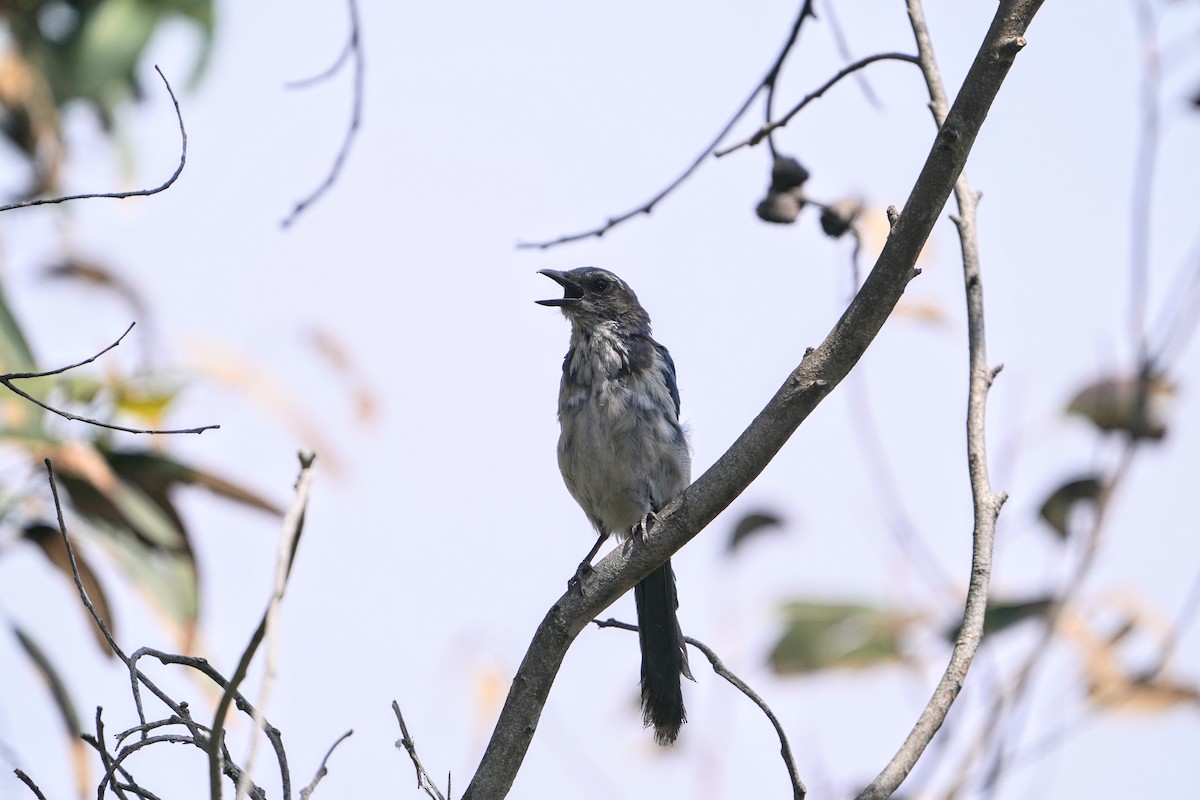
[1, 323, 219, 435]
[594, 618, 806, 799]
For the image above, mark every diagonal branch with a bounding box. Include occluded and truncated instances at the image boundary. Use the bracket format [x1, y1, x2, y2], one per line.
[463, 2, 1044, 798]
[854, 0, 1015, 796]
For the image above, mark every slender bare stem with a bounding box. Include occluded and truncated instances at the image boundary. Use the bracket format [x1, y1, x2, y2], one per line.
[854, 2, 1022, 795]
[0, 67, 186, 213]
[595, 618, 806, 799]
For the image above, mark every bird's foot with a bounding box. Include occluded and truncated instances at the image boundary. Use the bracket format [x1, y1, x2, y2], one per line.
[632, 511, 659, 542]
[568, 560, 594, 594]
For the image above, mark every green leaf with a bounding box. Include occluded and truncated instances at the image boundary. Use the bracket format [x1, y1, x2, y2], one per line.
[769, 601, 908, 675]
[944, 596, 1055, 643]
[1038, 476, 1104, 540]
[23, 521, 117, 654]
[1066, 374, 1174, 440]
[727, 510, 784, 553]
[12, 623, 82, 737]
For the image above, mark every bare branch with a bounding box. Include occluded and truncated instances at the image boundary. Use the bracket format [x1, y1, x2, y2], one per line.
[464, 3, 1044, 797]
[715, 52, 921, 158]
[2, 323, 220, 435]
[516, 0, 818, 250]
[854, 2, 1015, 796]
[281, 0, 364, 228]
[209, 452, 316, 800]
[595, 619, 806, 799]
[13, 769, 48, 800]
[235, 453, 317, 800]
[392, 701, 448, 800]
[0, 66, 187, 214]
[298, 731, 353, 800]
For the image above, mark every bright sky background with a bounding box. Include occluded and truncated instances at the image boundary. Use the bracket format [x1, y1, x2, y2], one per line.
[1, 1, 1199, 798]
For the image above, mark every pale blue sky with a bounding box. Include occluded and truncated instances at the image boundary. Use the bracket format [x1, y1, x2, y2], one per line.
[1, 1, 1198, 798]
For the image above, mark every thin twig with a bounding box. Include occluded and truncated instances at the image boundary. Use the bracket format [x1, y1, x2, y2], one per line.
[0, 66, 186, 213]
[764, 0, 817, 159]
[235, 453, 317, 800]
[820, 0, 882, 108]
[1128, 0, 1160, 363]
[516, 0, 818, 250]
[392, 701, 448, 800]
[210, 453, 315, 800]
[43, 459, 286, 800]
[287, 38, 354, 90]
[855, 1, 1013, 797]
[13, 769, 48, 800]
[2, 323, 220, 435]
[715, 52, 920, 158]
[299, 731, 353, 800]
[594, 618, 806, 799]
[281, 0, 364, 228]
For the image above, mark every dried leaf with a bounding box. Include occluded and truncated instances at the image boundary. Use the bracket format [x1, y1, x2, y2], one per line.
[1066, 374, 1175, 440]
[1038, 476, 1104, 540]
[42, 257, 149, 321]
[12, 623, 82, 736]
[104, 448, 284, 517]
[23, 522, 116, 653]
[945, 596, 1055, 642]
[770, 601, 908, 674]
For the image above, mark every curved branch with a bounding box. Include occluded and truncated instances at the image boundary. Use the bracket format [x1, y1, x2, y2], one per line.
[595, 619, 806, 799]
[463, 2, 1044, 798]
[281, 0, 364, 228]
[715, 52, 922, 158]
[854, 0, 1017, 796]
[0, 67, 186, 214]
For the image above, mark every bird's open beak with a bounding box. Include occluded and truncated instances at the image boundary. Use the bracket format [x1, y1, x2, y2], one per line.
[535, 269, 584, 307]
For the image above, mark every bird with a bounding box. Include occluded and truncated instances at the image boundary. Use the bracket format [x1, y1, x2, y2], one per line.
[536, 266, 693, 746]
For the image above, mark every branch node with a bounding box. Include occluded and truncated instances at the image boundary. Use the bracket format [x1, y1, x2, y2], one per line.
[886, 205, 900, 228]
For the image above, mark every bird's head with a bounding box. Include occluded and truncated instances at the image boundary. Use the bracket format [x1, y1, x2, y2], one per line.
[536, 267, 650, 332]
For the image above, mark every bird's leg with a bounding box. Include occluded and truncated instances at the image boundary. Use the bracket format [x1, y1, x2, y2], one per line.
[569, 532, 608, 593]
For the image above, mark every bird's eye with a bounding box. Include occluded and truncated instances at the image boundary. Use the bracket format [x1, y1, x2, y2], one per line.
[591, 278, 610, 292]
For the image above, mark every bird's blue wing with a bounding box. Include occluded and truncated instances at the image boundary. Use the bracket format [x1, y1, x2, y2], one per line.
[655, 343, 681, 418]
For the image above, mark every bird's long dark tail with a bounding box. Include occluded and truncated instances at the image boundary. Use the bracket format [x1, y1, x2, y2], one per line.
[633, 558, 693, 745]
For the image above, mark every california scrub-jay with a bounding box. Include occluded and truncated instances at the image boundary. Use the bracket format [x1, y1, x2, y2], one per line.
[537, 267, 693, 746]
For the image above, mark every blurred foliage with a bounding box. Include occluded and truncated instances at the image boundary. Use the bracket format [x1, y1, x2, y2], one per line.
[727, 508, 784, 553]
[769, 601, 909, 674]
[944, 596, 1056, 643]
[1066, 373, 1175, 441]
[0, 2, 286, 787]
[0, 0, 213, 196]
